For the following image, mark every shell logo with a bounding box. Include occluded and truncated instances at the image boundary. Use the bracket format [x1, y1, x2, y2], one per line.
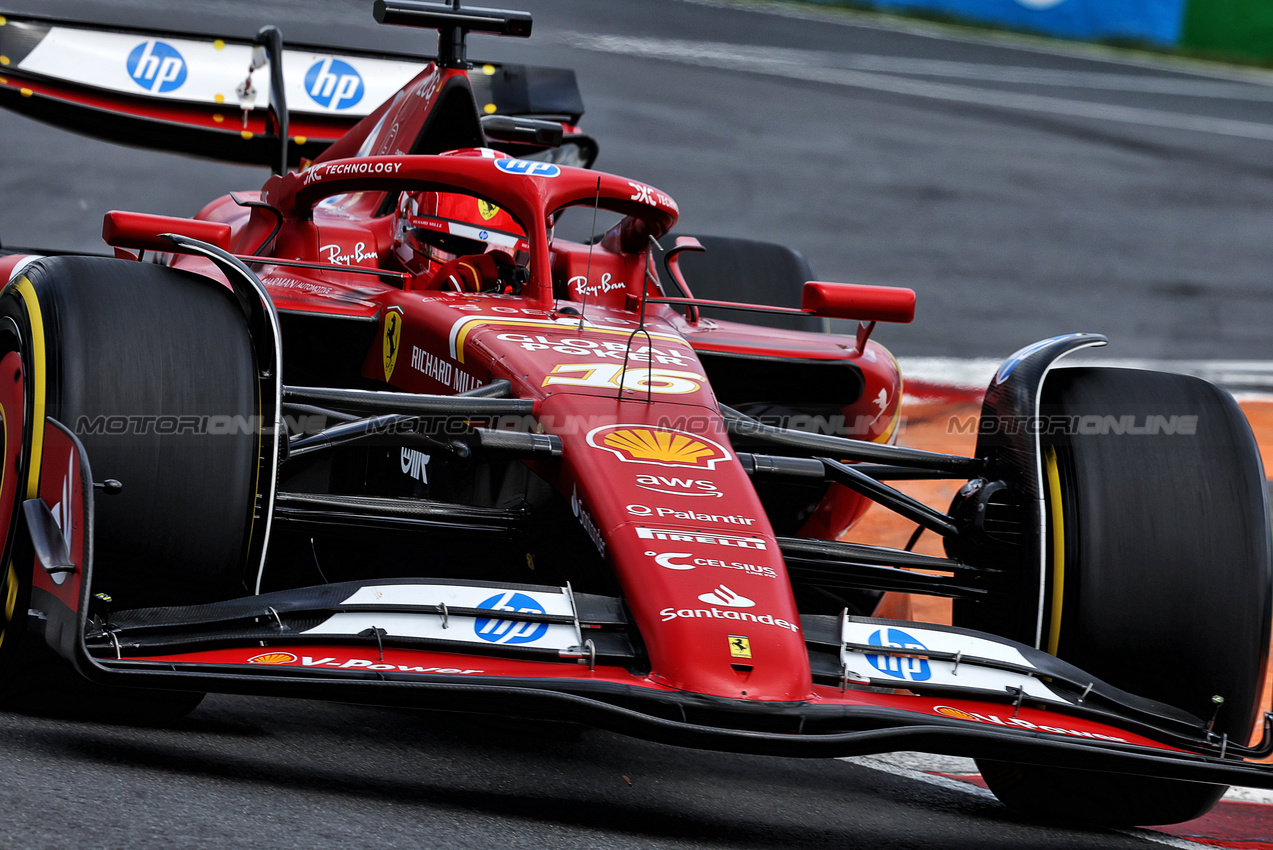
[934, 705, 977, 721]
[586, 425, 731, 469]
[248, 652, 297, 665]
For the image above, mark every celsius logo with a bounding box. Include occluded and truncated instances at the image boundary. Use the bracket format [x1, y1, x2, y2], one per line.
[127, 41, 187, 93]
[474, 592, 548, 645]
[652, 552, 694, 570]
[305, 58, 365, 110]
[494, 159, 561, 178]
[865, 628, 931, 682]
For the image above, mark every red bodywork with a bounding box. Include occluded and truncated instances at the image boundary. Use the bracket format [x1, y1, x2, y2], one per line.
[87, 62, 907, 705]
[11, 27, 1264, 790]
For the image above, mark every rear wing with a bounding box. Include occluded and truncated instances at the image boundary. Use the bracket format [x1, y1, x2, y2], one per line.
[0, 12, 587, 167]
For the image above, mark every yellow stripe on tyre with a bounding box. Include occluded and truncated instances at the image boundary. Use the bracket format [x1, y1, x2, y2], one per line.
[1044, 446, 1066, 656]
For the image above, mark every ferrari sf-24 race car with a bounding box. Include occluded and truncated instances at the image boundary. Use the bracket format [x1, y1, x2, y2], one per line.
[0, 0, 1270, 828]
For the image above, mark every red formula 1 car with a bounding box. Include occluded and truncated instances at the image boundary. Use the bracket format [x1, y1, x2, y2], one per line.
[0, 1, 1270, 828]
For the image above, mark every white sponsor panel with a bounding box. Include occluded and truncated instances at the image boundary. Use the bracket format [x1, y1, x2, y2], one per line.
[339, 583, 575, 616]
[303, 611, 580, 650]
[841, 619, 1070, 705]
[17, 28, 418, 113]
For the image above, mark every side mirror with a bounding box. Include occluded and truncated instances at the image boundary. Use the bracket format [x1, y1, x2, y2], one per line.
[801, 281, 915, 324]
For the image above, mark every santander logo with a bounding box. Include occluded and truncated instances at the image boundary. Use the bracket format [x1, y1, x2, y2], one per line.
[696, 585, 754, 608]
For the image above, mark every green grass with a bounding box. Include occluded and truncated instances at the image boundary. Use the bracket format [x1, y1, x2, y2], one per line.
[755, 0, 1273, 71]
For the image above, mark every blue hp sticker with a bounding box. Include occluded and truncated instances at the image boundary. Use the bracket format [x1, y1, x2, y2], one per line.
[126, 41, 187, 93]
[305, 58, 365, 110]
[474, 592, 548, 645]
[865, 627, 932, 682]
[494, 159, 561, 178]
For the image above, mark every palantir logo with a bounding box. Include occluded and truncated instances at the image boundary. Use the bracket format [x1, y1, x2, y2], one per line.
[126, 41, 187, 93]
[305, 58, 364, 110]
[865, 627, 932, 682]
[474, 592, 548, 645]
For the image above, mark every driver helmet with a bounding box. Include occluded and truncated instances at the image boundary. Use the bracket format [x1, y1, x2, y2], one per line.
[393, 148, 526, 288]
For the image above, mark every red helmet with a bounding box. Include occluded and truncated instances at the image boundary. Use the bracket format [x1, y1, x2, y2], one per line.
[393, 148, 526, 289]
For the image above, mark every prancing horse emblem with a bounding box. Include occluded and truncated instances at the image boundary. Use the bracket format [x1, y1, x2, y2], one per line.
[383, 307, 403, 380]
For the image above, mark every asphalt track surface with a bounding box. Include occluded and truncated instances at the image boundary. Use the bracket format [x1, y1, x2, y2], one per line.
[5, 0, 1273, 359]
[1, 1, 1271, 847]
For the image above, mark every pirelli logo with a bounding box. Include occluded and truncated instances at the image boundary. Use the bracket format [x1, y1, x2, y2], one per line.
[634, 527, 768, 550]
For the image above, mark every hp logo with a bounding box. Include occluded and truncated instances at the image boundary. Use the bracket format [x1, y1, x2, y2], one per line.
[494, 159, 561, 178]
[473, 592, 548, 645]
[126, 41, 187, 94]
[305, 58, 364, 110]
[865, 628, 932, 682]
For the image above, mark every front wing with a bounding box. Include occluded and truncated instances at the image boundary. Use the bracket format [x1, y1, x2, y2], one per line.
[26, 417, 1273, 790]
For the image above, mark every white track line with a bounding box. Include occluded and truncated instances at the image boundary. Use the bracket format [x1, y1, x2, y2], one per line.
[562, 33, 1273, 143]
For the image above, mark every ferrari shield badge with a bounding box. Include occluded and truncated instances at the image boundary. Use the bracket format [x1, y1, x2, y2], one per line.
[477, 199, 501, 221]
[728, 635, 752, 659]
[383, 307, 403, 380]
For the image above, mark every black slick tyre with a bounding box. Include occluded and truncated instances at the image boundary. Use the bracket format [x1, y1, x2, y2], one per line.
[978, 367, 1272, 826]
[0, 256, 260, 717]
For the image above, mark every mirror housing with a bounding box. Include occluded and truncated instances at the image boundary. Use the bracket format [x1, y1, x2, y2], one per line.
[801, 281, 915, 323]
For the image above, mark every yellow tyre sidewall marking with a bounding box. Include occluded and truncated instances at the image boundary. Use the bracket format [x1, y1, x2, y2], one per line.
[0, 277, 47, 647]
[14, 276, 46, 499]
[1044, 446, 1066, 656]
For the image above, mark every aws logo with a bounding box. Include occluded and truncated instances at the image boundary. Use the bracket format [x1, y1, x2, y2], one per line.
[127, 41, 187, 93]
[305, 58, 364, 110]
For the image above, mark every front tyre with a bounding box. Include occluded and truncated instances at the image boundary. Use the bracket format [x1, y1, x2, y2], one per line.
[978, 367, 1272, 826]
[0, 256, 260, 717]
